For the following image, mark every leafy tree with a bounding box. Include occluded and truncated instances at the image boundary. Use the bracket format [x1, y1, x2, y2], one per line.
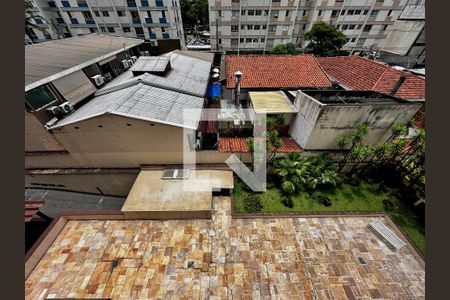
[304, 22, 346, 56]
[269, 43, 296, 54]
[337, 124, 370, 171]
[180, 0, 209, 29]
[273, 153, 311, 194]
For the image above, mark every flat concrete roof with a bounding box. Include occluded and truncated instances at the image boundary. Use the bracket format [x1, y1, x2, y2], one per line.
[121, 169, 233, 218]
[249, 91, 297, 114]
[25, 197, 425, 299]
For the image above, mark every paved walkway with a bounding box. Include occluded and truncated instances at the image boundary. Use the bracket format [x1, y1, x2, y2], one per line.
[26, 196, 425, 299]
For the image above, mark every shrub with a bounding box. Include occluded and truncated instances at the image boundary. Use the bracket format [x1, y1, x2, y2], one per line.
[243, 194, 263, 213]
[317, 196, 332, 207]
[281, 196, 294, 208]
[382, 199, 397, 212]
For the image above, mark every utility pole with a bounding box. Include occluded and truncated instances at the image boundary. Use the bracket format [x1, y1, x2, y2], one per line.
[215, 17, 219, 51]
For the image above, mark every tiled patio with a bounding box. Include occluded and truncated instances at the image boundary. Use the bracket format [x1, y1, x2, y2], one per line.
[25, 197, 425, 299]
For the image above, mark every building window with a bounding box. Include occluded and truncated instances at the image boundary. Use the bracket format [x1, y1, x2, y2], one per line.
[248, 10, 255, 16]
[155, 0, 163, 6]
[240, 38, 244, 43]
[349, 24, 355, 29]
[285, 10, 289, 17]
[162, 11, 166, 18]
[351, 38, 356, 42]
[318, 10, 322, 16]
[48, 1, 56, 8]
[141, 0, 149, 6]
[271, 10, 279, 18]
[77, 1, 88, 7]
[94, 11, 100, 17]
[108, 27, 115, 33]
[357, 38, 366, 45]
[61, 1, 70, 8]
[262, 25, 267, 29]
[264, 10, 269, 16]
[241, 10, 246, 16]
[123, 27, 131, 32]
[341, 10, 346, 15]
[260, 38, 265, 43]
[336, 24, 340, 29]
[331, 10, 339, 17]
[231, 25, 239, 32]
[383, 24, 389, 31]
[247, 25, 253, 30]
[240, 24, 245, 30]
[25, 85, 58, 111]
[254, 25, 260, 30]
[342, 25, 349, 30]
[102, 11, 110, 17]
[127, 0, 137, 7]
[302, 24, 306, 30]
[82, 11, 93, 19]
[388, 10, 393, 16]
[363, 10, 369, 15]
[100, 26, 106, 32]
[269, 25, 276, 32]
[232, 10, 239, 17]
[89, 28, 96, 33]
[256, 10, 262, 16]
[246, 38, 252, 43]
[363, 24, 372, 32]
[355, 10, 361, 15]
[357, 24, 362, 29]
[218, 10, 222, 17]
[303, 10, 307, 16]
[231, 39, 238, 46]
[347, 10, 354, 15]
[135, 27, 144, 34]
[117, 11, 126, 17]
[370, 10, 379, 17]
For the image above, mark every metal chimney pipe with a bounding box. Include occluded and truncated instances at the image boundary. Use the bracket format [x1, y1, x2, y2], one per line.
[234, 71, 242, 106]
[390, 76, 406, 96]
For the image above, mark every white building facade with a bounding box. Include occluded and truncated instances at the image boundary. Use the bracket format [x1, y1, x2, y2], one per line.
[26, 0, 185, 48]
[209, 0, 410, 53]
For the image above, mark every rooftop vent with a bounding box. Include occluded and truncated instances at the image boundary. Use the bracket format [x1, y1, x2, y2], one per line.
[161, 169, 190, 180]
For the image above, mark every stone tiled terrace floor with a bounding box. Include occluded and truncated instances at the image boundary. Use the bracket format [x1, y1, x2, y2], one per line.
[25, 197, 425, 299]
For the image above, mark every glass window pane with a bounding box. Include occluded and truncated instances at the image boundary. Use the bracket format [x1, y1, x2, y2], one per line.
[25, 85, 57, 110]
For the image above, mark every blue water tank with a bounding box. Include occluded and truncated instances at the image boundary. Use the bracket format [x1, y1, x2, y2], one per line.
[210, 83, 221, 97]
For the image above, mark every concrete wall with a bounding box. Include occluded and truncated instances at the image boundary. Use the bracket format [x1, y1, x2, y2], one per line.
[381, 20, 424, 56]
[289, 93, 421, 150]
[25, 111, 66, 152]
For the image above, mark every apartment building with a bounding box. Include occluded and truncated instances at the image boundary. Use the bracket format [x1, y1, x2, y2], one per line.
[209, 0, 410, 53]
[25, 0, 185, 48]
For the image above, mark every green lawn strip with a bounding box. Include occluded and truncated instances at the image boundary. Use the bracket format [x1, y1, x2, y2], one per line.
[233, 178, 425, 255]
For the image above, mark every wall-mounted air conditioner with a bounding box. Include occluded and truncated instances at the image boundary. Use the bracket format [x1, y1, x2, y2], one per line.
[127, 59, 134, 66]
[121, 59, 130, 69]
[131, 56, 137, 62]
[150, 41, 158, 47]
[139, 51, 145, 56]
[59, 101, 73, 114]
[91, 75, 104, 86]
[46, 105, 63, 117]
[144, 50, 150, 56]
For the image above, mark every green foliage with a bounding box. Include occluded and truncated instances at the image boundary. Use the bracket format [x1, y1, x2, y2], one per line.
[243, 194, 263, 213]
[269, 43, 296, 54]
[382, 199, 397, 212]
[304, 22, 346, 56]
[180, 0, 209, 27]
[337, 136, 349, 150]
[281, 196, 294, 208]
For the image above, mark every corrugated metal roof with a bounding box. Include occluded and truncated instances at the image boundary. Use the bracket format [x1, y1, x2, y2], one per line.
[249, 91, 297, 114]
[50, 50, 211, 130]
[25, 34, 144, 89]
[130, 56, 170, 73]
[50, 83, 204, 130]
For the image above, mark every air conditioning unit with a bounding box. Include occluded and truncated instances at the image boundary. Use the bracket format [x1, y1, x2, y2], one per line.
[59, 101, 73, 114]
[104, 73, 112, 82]
[121, 59, 130, 69]
[131, 56, 137, 62]
[150, 40, 158, 47]
[127, 59, 134, 66]
[91, 75, 104, 86]
[139, 51, 145, 56]
[144, 50, 150, 56]
[46, 105, 63, 118]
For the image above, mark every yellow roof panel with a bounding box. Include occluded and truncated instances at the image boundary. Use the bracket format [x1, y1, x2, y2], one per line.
[249, 91, 296, 114]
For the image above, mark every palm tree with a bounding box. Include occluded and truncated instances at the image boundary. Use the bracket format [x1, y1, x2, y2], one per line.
[387, 123, 408, 143]
[273, 153, 311, 194]
[336, 136, 349, 171]
[338, 124, 370, 172]
[25, 0, 49, 43]
[348, 144, 374, 175]
[360, 142, 392, 174]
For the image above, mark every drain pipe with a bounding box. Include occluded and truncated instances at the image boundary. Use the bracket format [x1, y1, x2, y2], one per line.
[234, 71, 242, 106]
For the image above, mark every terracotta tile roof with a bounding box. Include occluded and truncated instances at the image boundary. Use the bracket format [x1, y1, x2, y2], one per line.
[218, 137, 303, 153]
[25, 200, 45, 222]
[226, 55, 333, 89]
[317, 56, 425, 99]
[412, 110, 425, 129]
